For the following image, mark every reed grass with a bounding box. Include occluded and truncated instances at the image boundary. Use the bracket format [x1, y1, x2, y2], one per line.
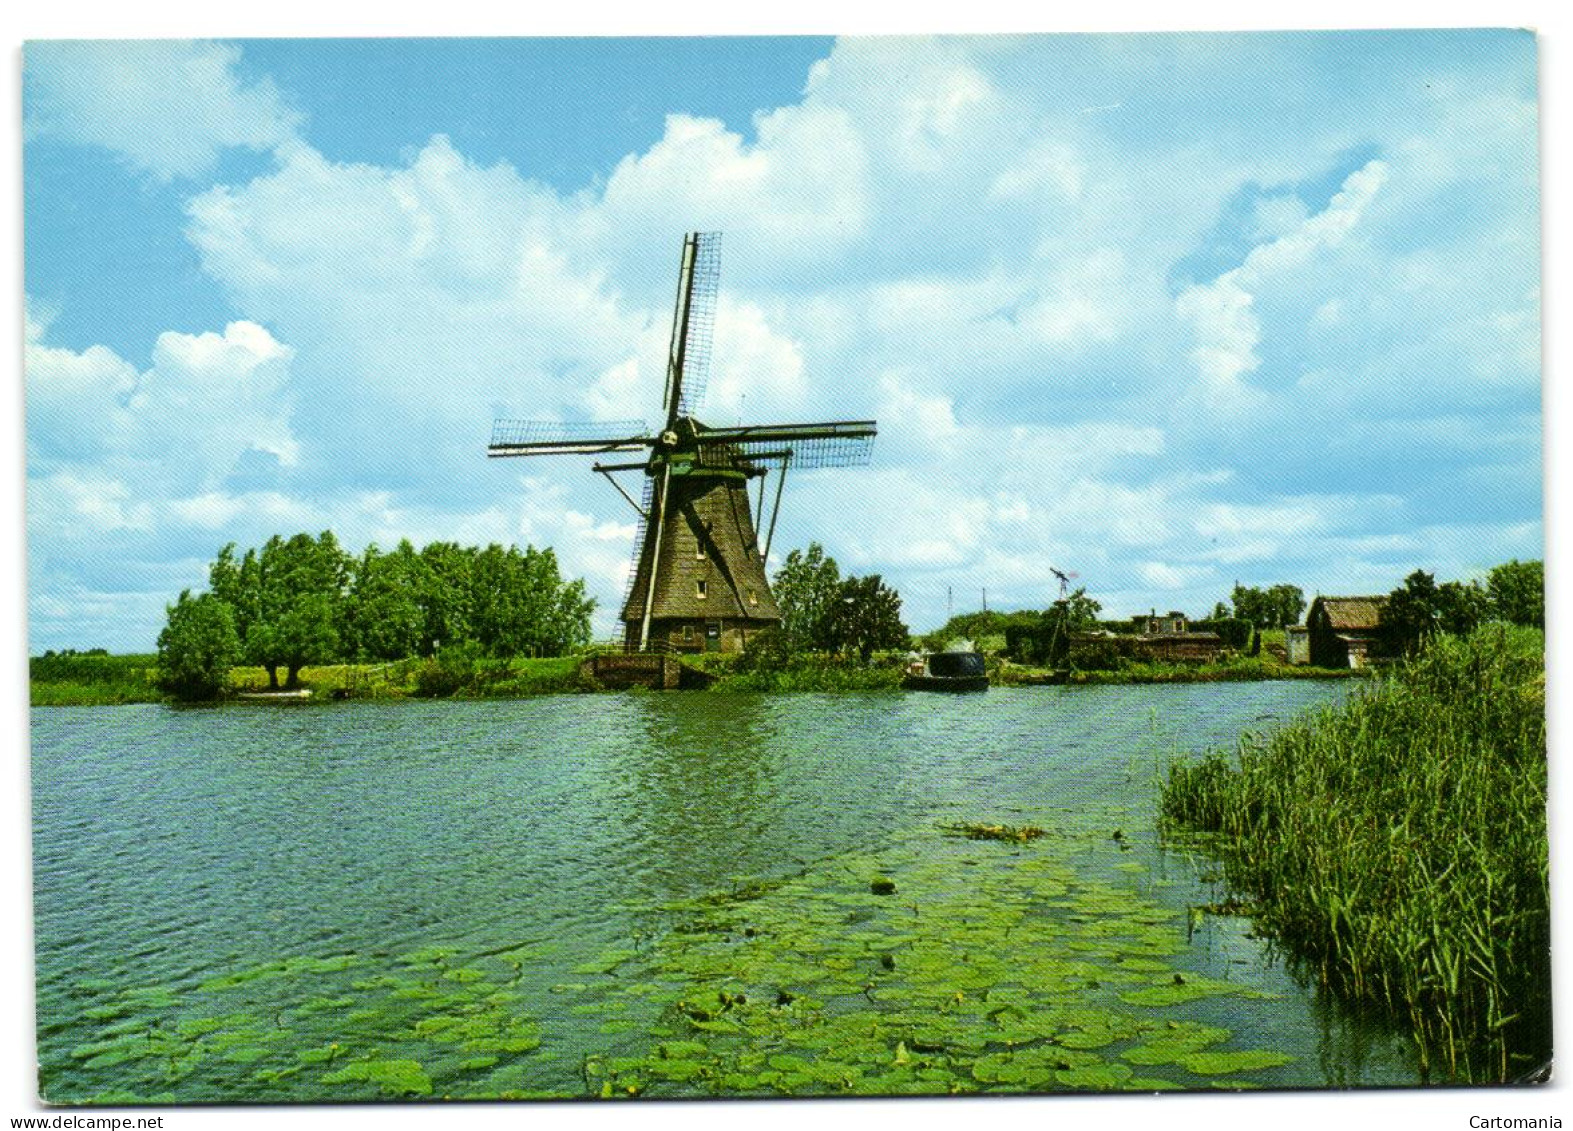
[1160, 625, 1548, 1081]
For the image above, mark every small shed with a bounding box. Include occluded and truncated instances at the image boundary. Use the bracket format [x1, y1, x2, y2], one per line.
[1284, 625, 1311, 665]
[1306, 596, 1389, 668]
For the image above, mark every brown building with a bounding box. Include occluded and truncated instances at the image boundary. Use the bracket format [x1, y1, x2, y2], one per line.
[1306, 595, 1390, 668]
[620, 461, 782, 653]
[1132, 610, 1189, 635]
[1139, 632, 1225, 663]
[1122, 610, 1224, 663]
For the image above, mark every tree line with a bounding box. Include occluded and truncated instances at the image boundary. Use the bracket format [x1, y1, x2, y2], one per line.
[756, 543, 910, 665]
[1381, 559, 1542, 654]
[158, 532, 595, 699]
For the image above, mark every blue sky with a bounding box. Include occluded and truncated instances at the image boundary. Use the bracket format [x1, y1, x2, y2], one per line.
[22, 32, 1541, 650]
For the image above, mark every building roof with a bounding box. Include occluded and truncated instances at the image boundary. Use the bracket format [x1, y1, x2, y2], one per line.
[1314, 596, 1388, 631]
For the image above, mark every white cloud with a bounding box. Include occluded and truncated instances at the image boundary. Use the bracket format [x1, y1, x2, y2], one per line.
[24, 40, 300, 180]
[26, 318, 299, 497]
[593, 106, 868, 267]
[1140, 561, 1189, 589]
[1174, 160, 1389, 411]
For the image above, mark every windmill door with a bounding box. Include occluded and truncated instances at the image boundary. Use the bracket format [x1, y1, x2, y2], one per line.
[705, 621, 722, 652]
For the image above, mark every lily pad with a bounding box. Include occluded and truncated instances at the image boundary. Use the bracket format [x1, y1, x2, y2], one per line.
[321, 1058, 434, 1097]
[1178, 1050, 1295, 1076]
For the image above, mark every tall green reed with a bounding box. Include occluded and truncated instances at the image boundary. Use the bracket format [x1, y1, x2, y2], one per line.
[1161, 625, 1548, 1082]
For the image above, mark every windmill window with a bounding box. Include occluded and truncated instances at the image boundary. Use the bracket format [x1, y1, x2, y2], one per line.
[748, 589, 758, 606]
[696, 579, 708, 599]
[695, 542, 707, 560]
[683, 625, 694, 642]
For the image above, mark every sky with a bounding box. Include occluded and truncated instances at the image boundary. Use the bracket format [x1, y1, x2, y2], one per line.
[20, 32, 1542, 650]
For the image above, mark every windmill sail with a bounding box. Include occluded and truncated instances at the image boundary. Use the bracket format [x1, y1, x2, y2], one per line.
[663, 231, 722, 421]
[691, 420, 877, 469]
[488, 419, 651, 457]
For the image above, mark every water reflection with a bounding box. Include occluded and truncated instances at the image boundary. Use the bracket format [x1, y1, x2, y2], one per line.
[610, 692, 787, 899]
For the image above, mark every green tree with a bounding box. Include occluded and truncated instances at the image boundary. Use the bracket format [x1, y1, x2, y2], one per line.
[346, 541, 427, 661]
[417, 541, 475, 654]
[1436, 579, 1491, 636]
[546, 575, 596, 654]
[467, 544, 594, 658]
[773, 543, 843, 652]
[1488, 559, 1543, 628]
[194, 532, 594, 679]
[1045, 587, 1103, 668]
[1266, 583, 1307, 627]
[232, 531, 353, 687]
[1382, 569, 1441, 655]
[829, 574, 909, 663]
[923, 609, 1037, 651]
[1229, 583, 1306, 628]
[157, 590, 241, 701]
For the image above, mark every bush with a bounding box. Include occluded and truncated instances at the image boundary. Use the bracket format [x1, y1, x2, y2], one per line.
[412, 643, 512, 697]
[733, 628, 798, 674]
[1192, 617, 1252, 648]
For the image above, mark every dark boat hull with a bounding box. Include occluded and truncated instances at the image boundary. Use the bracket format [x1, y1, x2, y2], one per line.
[902, 674, 989, 693]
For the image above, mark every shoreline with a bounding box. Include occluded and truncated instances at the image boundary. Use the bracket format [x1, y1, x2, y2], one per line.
[31, 659, 1370, 707]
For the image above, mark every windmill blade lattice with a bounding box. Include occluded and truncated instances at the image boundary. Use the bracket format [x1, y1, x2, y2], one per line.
[675, 231, 722, 417]
[692, 419, 876, 469]
[695, 432, 875, 470]
[489, 418, 650, 456]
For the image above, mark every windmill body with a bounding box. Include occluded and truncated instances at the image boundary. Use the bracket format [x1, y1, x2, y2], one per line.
[489, 233, 875, 654]
[618, 444, 781, 653]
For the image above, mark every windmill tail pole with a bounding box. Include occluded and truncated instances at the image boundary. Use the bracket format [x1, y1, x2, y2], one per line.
[639, 461, 673, 652]
[761, 455, 790, 565]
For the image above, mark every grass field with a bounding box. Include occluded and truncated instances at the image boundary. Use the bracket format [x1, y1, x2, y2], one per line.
[28, 653, 164, 706]
[1160, 625, 1548, 1082]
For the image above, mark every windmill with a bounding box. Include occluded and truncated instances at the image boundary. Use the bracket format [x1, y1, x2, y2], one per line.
[488, 232, 877, 654]
[1050, 566, 1079, 600]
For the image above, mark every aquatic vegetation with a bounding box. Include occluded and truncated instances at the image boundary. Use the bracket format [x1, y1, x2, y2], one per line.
[1161, 625, 1549, 1082]
[40, 947, 554, 1104]
[942, 823, 1047, 843]
[559, 824, 1296, 1098]
[41, 809, 1304, 1103]
[709, 662, 905, 693]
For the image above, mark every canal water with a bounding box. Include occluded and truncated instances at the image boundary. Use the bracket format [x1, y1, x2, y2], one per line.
[30, 684, 1421, 1102]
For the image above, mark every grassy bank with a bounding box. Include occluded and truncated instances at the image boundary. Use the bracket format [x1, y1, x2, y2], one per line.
[1160, 625, 1548, 1081]
[996, 655, 1369, 686]
[707, 659, 905, 692]
[29, 653, 163, 706]
[34, 647, 1365, 705]
[230, 654, 597, 699]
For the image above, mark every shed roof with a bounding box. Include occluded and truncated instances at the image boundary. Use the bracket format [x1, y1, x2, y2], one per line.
[1314, 596, 1388, 631]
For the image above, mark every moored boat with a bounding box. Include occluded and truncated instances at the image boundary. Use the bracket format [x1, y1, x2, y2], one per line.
[903, 649, 988, 692]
